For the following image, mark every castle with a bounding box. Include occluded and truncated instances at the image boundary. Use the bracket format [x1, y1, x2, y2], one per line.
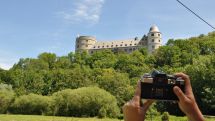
[75, 25, 162, 54]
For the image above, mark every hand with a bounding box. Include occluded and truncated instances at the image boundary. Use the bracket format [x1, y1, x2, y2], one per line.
[123, 81, 154, 121]
[173, 73, 205, 121]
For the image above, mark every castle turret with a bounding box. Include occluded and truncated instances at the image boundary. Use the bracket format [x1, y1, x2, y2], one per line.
[75, 36, 97, 52]
[147, 25, 162, 53]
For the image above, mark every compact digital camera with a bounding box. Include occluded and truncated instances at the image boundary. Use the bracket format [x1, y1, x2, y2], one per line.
[141, 70, 185, 101]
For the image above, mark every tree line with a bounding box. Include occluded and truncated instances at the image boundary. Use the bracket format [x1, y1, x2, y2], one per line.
[0, 31, 215, 117]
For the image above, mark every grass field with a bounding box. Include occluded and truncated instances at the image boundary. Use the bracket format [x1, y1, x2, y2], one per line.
[0, 115, 120, 121]
[0, 114, 214, 121]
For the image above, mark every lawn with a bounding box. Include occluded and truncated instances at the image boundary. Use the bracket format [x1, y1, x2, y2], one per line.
[0, 114, 214, 121]
[0, 115, 120, 121]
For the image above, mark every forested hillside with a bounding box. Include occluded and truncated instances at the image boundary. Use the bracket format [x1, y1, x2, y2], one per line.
[0, 31, 215, 117]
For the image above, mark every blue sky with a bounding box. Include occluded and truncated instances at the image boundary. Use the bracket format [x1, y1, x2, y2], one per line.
[0, 0, 214, 69]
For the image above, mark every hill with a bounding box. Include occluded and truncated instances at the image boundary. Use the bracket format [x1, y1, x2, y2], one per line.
[0, 31, 215, 116]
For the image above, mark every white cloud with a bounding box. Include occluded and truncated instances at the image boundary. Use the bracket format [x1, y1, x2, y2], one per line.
[0, 58, 18, 70]
[0, 51, 19, 70]
[57, 0, 105, 24]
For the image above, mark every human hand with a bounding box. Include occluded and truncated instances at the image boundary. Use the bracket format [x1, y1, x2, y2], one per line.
[123, 81, 154, 121]
[173, 73, 205, 121]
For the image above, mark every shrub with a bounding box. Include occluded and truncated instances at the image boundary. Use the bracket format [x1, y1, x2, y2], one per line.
[52, 87, 120, 118]
[161, 112, 170, 121]
[10, 93, 52, 115]
[146, 102, 160, 119]
[0, 84, 15, 114]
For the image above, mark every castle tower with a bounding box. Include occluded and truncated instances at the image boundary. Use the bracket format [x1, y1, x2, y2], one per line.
[75, 36, 97, 52]
[147, 25, 162, 53]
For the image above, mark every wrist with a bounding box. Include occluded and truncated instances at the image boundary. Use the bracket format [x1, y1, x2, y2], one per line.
[187, 104, 205, 121]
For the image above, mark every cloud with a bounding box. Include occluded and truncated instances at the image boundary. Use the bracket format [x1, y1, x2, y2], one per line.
[0, 50, 19, 70]
[57, 0, 105, 24]
[0, 58, 18, 70]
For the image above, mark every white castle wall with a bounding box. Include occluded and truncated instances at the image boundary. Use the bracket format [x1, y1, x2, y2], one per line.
[75, 25, 162, 54]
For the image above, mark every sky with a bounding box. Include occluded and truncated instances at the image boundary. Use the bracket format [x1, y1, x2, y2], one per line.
[0, 0, 214, 70]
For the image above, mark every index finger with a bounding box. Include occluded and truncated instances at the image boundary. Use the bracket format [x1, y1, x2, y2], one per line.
[174, 72, 193, 95]
[132, 81, 141, 105]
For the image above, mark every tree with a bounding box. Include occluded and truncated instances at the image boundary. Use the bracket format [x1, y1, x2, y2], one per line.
[88, 49, 116, 68]
[73, 51, 89, 67]
[38, 53, 57, 69]
[49, 67, 93, 93]
[154, 46, 181, 67]
[94, 68, 133, 106]
[0, 83, 15, 114]
[115, 51, 150, 78]
[55, 56, 71, 69]
[138, 47, 148, 56]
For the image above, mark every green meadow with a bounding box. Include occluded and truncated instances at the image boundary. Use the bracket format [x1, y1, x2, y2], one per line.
[1, 115, 215, 121]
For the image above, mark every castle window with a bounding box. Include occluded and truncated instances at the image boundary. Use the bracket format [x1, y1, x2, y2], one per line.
[107, 45, 109, 47]
[134, 43, 137, 45]
[111, 45, 113, 47]
[151, 33, 154, 36]
[93, 46, 96, 48]
[158, 34, 160, 36]
[152, 45, 155, 49]
[116, 45, 118, 47]
[159, 40, 161, 42]
[102, 46, 104, 48]
[86, 40, 88, 42]
[120, 44, 122, 46]
[130, 44, 132, 46]
[77, 45, 79, 48]
[91, 51, 94, 54]
[98, 46, 100, 48]
[134, 37, 138, 40]
[125, 44, 127, 46]
[152, 39, 154, 42]
[86, 45, 88, 47]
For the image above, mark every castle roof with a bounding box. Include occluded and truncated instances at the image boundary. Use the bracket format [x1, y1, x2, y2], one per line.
[149, 25, 160, 33]
[91, 37, 142, 49]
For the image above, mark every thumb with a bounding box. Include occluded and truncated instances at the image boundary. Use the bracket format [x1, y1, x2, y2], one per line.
[173, 86, 187, 102]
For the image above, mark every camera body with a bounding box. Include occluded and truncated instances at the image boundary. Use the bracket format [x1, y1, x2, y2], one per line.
[141, 70, 185, 101]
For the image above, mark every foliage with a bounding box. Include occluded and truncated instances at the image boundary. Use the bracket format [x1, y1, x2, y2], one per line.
[0, 84, 15, 114]
[161, 112, 169, 121]
[10, 93, 52, 115]
[52, 87, 120, 118]
[94, 68, 133, 106]
[146, 102, 160, 119]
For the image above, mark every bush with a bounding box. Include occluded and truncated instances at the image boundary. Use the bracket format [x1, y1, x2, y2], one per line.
[161, 112, 170, 121]
[146, 102, 160, 119]
[0, 84, 15, 114]
[10, 93, 52, 115]
[52, 87, 120, 118]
